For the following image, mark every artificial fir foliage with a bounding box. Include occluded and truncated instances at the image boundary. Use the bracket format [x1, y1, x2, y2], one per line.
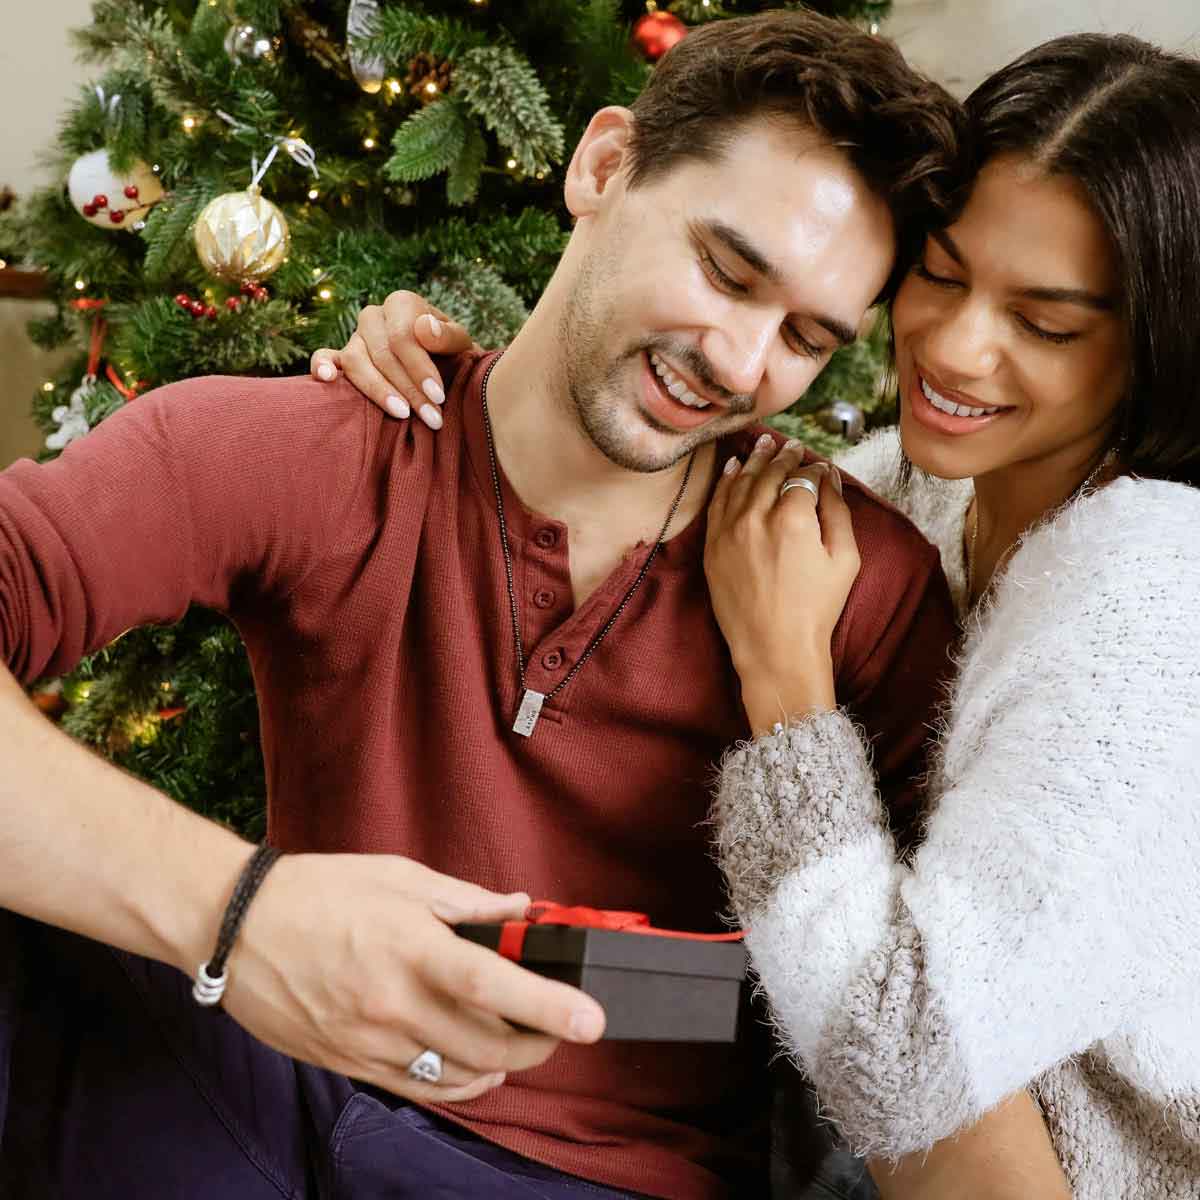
[3, 0, 893, 833]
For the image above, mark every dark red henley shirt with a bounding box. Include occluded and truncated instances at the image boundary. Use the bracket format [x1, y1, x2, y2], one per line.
[0, 350, 955, 1199]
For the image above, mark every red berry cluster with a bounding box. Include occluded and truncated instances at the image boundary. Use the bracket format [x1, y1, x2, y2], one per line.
[175, 281, 271, 320]
[224, 281, 271, 312]
[174, 292, 219, 320]
[82, 184, 140, 224]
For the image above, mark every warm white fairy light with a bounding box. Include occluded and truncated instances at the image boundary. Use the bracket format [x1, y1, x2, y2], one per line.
[308, 187, 319, 200]
[317, 287, 333, 301]
[425, 81, 438, 95]
[387, 79, 402, 94]
[74, 279, 86, 291]
[363, 136, 377, 150]
[182, 114, 198, 131]
[506, 158, 517, 170]
[42, 381, 55, 392]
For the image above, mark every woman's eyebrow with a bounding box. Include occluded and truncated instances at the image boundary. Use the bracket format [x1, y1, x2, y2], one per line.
[932, 229, 1114, 310]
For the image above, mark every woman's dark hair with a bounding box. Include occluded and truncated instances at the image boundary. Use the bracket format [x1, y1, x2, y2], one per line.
[964, 34, 1200, 487]
[626, 10, 966, 303]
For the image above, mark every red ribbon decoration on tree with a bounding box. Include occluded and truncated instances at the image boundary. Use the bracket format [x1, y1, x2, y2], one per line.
[496, 900, 743, 962]
[69, 297, 144, 400]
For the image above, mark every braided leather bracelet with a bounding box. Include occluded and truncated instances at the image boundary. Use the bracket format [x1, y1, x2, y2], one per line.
[192, 844, 282, 1007]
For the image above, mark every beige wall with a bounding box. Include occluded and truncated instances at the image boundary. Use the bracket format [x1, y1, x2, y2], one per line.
[1, 0, 93, 468]
[2, 1, 1198, 468]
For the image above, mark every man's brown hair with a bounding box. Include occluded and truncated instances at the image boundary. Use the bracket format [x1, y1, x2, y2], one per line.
[626, 10, 966, 301]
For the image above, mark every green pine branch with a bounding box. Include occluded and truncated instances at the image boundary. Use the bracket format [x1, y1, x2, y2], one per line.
[385, 96, 471, 183]
[454, 45, 565, 176]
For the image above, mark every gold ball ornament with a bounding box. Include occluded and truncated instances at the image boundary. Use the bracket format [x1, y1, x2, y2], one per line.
[193, 185, 289, 283]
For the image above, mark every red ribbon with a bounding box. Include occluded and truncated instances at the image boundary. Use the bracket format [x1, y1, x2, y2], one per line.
[67, 299, 144, 400]
[496, 900, 743, 962]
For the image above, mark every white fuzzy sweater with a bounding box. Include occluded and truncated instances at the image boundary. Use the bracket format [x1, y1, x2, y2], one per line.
[714, 428, 1200, 1198]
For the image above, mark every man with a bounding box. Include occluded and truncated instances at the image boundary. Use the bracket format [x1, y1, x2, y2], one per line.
[1, 12, 974, 1199]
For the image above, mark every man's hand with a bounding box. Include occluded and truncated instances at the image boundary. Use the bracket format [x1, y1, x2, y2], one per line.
[309, 291, 476, 430]
[222, 853, 606, 1104]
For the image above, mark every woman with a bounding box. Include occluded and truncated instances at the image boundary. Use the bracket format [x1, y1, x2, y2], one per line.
[310, 33, 1200, 1197]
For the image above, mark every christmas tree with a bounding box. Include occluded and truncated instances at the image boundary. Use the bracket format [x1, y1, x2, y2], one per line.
[2, 0, 893, 836]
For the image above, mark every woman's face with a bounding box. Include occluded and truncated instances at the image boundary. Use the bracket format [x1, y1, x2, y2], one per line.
[892, 154, 1129, 483]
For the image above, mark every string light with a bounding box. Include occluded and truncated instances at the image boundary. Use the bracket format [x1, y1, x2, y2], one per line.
[869, 21, 880, 34]
[0, 259, 7, 270]
[74, 279, 86, 291]
[424, 81, 439, 96]
[317, 286, 333, 301]
[311, 267, 322, 278]
[182, 114, 198, 131]
[307, 187, 319, 200]
[42, 381, 55, 392]
[387, 79, 402, 95]
[362, 136, 377, 150]
[506, 157, 517, 170]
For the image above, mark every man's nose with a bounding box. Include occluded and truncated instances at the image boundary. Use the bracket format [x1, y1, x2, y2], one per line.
[700, 313, 774, 401]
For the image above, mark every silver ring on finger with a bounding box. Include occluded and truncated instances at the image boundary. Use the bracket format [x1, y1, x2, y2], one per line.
[779, 476, 820, 501]
[406, 1048, 444, 1084]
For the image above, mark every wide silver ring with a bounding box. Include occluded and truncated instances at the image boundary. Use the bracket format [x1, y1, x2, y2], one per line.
[406, 1048, 444, 1084]
[779, 476, 820, 501]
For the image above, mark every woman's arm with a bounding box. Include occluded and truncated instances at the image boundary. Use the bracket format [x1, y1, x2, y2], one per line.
[870, 1092, 1071, 1200]
[713, 490, 1199, 1160]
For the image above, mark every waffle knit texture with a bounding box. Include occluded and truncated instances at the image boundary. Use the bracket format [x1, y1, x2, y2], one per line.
[715, 426, 1200, 1198]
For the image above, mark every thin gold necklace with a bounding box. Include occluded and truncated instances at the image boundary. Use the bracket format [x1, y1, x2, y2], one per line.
[965, 450, 1117, 606]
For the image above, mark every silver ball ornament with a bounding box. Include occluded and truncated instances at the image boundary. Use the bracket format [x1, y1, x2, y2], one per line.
[224, 22, 281, 65]
[819, 399, 867, 444]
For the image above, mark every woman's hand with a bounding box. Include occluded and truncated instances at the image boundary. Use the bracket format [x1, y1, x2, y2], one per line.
[309, 290, 476, 430]
[704, 434, 860, 736]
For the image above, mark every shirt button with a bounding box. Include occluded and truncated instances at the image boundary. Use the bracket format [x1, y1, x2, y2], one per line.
[535, 528, 558, 550]
[542, 649, 564, 670]
[533, 589, 555, 609]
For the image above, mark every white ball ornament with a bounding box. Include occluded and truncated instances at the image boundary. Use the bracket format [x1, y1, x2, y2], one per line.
[193, 185, 290, 283]
[67, 149, 163, 231]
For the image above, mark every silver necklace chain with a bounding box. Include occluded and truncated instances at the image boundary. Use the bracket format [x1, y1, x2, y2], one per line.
[479, 353, 696, 735]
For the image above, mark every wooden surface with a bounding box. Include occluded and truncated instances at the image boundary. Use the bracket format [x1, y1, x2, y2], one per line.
[0, 269, 49, 301]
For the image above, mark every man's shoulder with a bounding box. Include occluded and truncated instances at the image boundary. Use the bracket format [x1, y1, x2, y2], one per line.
[727, 423, 940, 575]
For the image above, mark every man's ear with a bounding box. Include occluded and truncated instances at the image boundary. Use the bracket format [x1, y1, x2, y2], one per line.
[564, 107, 635, 219]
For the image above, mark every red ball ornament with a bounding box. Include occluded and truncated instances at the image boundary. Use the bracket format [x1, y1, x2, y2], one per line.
[175, 292, 191, 308]
[204, 305, 219, 320]
[93, 193, 108, 209]
[82, 203, 98, 218]
[124, 184, 139, 200]
[109, 210, 125, 224]
[188, 300, 206, 317]
[225, 297, 242, 312]
[631, 10, 687, 62]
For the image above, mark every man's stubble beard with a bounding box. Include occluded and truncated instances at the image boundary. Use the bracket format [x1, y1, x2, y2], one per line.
[557, 248, 754, 475]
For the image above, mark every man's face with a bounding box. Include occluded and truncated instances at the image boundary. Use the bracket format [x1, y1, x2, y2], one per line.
[558, 116, 895, 472]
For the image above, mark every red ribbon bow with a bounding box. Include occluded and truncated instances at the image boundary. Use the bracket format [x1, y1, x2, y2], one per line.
[496, 900, 743, 962]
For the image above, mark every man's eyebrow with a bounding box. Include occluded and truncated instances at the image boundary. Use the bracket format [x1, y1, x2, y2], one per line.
[932, 229, 1114, 311]
[702, 219, 858, 347]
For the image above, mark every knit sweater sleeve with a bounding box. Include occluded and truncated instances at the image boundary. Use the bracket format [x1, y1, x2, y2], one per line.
[713, 479, 1200, 1159]
[0, 373, 376, 684]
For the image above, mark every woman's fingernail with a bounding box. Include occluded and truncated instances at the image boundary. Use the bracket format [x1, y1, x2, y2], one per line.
[385, 394, 410, 419]
[419, 403, 443, 430]
[484, 1072, 506, 1088]
[569, 1011, 603, 1042]
[754, 433, 775, 452]
[831, 467, 843, 495]
[317, 362, 336, 381]
[422, 378, 446, 406]
[427, 314, 443, 339]
[783, 438, 803, 451]
[723, 455, 741, 476]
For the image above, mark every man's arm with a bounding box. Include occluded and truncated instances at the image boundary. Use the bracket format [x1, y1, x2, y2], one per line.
[0, 378, 605, 1099]
[870, 1091, 1071, 1200]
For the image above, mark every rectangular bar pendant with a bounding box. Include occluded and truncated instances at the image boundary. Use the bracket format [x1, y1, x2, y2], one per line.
[512, 689, 546, 737]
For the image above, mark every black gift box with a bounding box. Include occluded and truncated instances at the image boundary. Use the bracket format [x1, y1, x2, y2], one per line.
[455, 919, 747, 1042]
